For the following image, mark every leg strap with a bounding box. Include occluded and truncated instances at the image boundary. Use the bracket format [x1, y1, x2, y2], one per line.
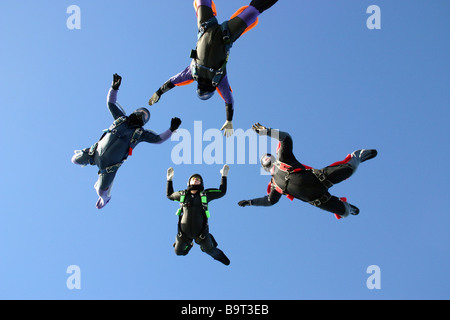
[309, 192, 332, 207]
[312, 169, 334, 188]
[98, 161, 124, 174]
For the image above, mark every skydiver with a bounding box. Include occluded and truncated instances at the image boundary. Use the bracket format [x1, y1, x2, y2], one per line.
[238, 123, 378, 219]
[148, 0, 278, 137]
[166, 165, 230, 265]
[72, 74, 182, 209]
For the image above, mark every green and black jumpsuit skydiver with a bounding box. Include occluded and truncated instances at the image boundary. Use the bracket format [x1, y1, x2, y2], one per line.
[167, 174, 230, 265]
[148, 0, 278, 134]
[239, 126, 378, 219]
[71, 74, 181, 209]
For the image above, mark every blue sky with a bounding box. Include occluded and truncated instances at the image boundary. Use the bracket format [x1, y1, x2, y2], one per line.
[0, 0, 449, 300]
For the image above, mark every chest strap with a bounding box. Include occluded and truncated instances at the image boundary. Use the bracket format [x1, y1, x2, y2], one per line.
[176, 191, 210, 218]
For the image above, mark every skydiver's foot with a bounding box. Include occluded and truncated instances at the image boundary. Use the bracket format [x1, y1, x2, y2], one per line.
[215, 252, 230, 266]
[95, 188, 111, 209]
[71, 150, 88, 167]
[96, 196, 110, 209]
[353, 149, 378, 163]
[336, 201, 359, 219]
[349, 204, 360, 215]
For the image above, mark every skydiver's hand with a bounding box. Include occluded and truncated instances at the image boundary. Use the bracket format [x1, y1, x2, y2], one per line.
[220, 164, 229, 177]
[252, 122, 268, 134]
[112, 73, 122, 90]
[170, 117, 182, 132]
[167, 167, 174, 181]
[221, 120, 234, 137]
[238, 200, 252, 207]
[148, 92, 160, 106]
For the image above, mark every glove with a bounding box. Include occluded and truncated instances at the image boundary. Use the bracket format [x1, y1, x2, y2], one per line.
[238, 200, 252, 207]
[170, 117, 182, 132]
[220, 164, 229, 177]
[251, 122, 268, 134]
[112, 73, 122, 90]
[167, 167, 174, 181]
[148, 92, 161, 106]
[221, 120, 234, 137]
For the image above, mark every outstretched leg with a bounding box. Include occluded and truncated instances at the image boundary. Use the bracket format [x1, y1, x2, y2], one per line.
[71, 148, 91, 167]
[315, 149, 377, 218]
[322, 149, 378, 185]
[316, 196, 360, 218]
[94, 172, 117, 209]
[195, 0, 216, 27]
[227, 0, 278, 42]
[197, 233, 230, 265]
[174, 233, 194, 256]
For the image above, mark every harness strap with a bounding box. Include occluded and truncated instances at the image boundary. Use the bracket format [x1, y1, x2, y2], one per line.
[309, 192, 332, 207]
[98, 161, 124, 174]
[175, 191, 186, 216]
[175, 190, 210, 218]
[175, 190, 210, 241]
[312, 169, 334, 188]
[128, 127, 144, 156]
[275, 160, 310, 173]
[197, 17, 218, 40]
[271, 178, 294, 201]
[191, 19, 232, 88]
[88, 142, 98, 157]
[270, 161, 305, 200]
[200, 192, 210, 218]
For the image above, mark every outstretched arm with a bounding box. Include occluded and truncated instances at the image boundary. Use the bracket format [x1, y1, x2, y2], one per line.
[141, 117, 182, 144]
[149, 67, 194, 105]
[217, 75, 234, 122]
[252, 123, 294, 161]
[217, 76, 235, 137]
[166, 168, 183, 201]
[107, 73, 126, 120]
[206, 165, 229, 201]
[238, 184, 282, 207]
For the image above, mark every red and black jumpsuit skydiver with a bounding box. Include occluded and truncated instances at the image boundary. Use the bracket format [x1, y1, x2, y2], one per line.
[148, 0, 278, 137]
[238, 123, 378, 219]
[166, 166, 230, 265]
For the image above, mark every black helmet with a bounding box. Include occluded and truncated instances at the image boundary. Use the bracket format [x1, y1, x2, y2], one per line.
[187, 173, 204, 191]
[131, 107, 151, 125]
[197, 79, 216, 100]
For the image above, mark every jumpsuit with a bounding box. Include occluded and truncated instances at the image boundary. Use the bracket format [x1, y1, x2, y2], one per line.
[72, 87, 173, 208]
[248, 128, 377, 218]
[167, 176, 230, 265]
[151, 0, 279, 123]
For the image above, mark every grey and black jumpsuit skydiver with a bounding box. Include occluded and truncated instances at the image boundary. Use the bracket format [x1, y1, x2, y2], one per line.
[238, 123, 378, 219]
[166, 165, 230, 265]
[71, 74, 182, 209]
[148, 0, 278, 137]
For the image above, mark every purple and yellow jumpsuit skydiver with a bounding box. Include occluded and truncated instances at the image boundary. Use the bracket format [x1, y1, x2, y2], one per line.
[238, 123, 378, 219]
[71, 74, 182, 209]
[148, 0, 278, 137]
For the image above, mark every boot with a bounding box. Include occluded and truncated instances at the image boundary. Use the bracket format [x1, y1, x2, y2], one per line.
[353, 149, 378, 163]
[335, 199, 359, 219]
